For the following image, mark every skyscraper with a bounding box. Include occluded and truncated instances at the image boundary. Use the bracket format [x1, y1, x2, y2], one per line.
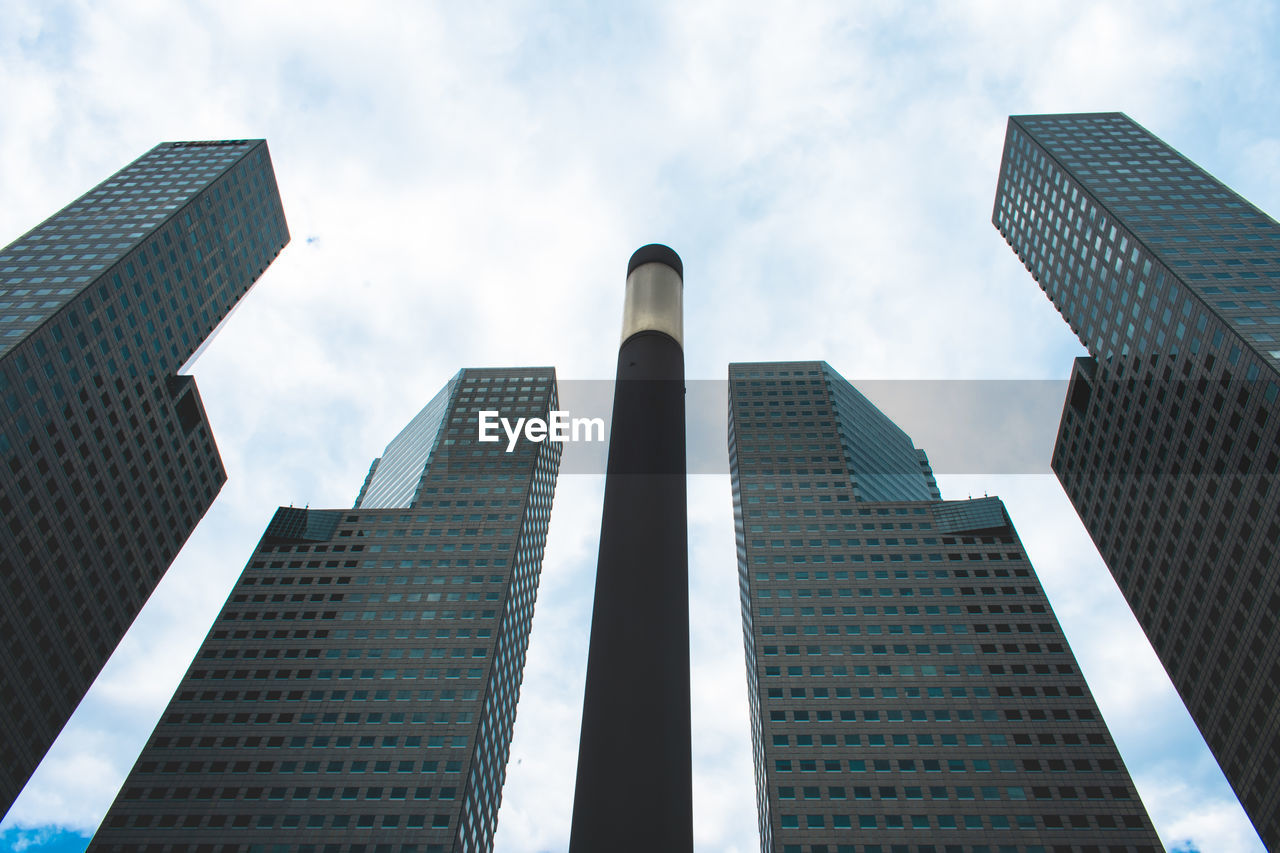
[729, 360, 1162, 852]
[0, 140, 288, 816]
[88, 367, 561, 853]
[993, 112, 1280, 848]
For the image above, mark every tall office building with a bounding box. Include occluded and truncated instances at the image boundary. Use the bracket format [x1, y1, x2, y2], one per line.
[729, 361, 1162, 853]
[0, 140, 288, 815]
[89, 367, 561, 853]
[993, 113, 1280, 848]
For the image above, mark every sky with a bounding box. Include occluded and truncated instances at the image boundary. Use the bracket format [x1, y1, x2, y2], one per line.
[1, 1, 1278, 850]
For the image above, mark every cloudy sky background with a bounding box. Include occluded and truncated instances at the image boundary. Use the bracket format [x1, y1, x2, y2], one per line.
[2, 1, 1279, 850]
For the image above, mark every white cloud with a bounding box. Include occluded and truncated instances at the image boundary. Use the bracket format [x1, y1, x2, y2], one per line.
[1, 1, 1277, 851]
[1139, 759, 1269, 853]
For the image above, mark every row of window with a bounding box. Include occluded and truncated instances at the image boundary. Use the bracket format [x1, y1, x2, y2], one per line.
[774, 757, 1121, 774]
[760, 661, 1075, 690]
[134, 758, 466, 776]
[205, 637, 492, 662]
[150, 734, 469, 750]
[776, 812, 1143, 830]
[763, 624, 1040, 637]
[189, 667, 488, 682]
[337, 589, 502, 600]
[772, 731, 1098, 747]
[763, 642, 1062, 657]
[219, 609, 498, 624]
[177, 688, 479, 703]
[767, 684, 1083, 702]
[779, 783, 1127, 801]
[167, 710, 477, 728]
[757, 585, 1023, 599]
[110, 812, 453, 830]
[753, 588, 1040, 614]
[750, 552, 1026, 567]
[759, 613, 1045, 631]
[128, 784, 458, 801]
[779, 843, 1151, 853]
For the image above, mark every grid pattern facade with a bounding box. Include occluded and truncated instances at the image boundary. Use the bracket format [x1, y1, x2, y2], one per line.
[729, 361, 1161, 853]
[0, 140, 289, 815]
[356, 376, 460, 510]
[822, 364, 942, 504]
[993, 113, 1280, 848]
[89, 368, 560, 853]
[993, 113, 1280, 367]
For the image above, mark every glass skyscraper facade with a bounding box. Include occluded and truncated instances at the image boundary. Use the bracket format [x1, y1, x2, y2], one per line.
[729, 361, 1161, 853]
[88, 367, 560, 853]
[993, 113, 1280, 847]
[356, 376, 460, 510]
[0, 140, 289, 816]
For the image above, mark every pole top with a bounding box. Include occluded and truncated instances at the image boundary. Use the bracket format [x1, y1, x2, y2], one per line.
[627, 244, 683, 280]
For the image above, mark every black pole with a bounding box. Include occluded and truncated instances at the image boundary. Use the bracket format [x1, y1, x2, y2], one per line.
[569, 245, 691, 852]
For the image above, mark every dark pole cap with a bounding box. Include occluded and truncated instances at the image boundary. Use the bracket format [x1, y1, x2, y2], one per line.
[627, 244, 683, 279]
